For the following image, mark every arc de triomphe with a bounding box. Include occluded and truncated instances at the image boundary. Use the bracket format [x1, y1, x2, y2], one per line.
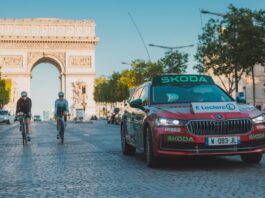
[0, 18, 99, 116]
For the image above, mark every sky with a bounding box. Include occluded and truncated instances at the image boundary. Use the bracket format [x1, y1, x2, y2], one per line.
[1, 0, 264, 115]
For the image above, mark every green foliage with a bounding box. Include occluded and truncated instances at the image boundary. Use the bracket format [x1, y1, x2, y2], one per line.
[159, 50, 188, 73]
[0, 68, 11, 107]
[94, 51, 189, 103]
[194, 4, 265, 94]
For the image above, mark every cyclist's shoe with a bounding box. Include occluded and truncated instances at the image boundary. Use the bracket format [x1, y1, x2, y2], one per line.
[27, 136, 31, 141]
[57, 134, 60, 139]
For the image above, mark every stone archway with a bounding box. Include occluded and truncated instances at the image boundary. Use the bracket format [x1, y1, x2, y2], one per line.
[0, 18, 99, 117]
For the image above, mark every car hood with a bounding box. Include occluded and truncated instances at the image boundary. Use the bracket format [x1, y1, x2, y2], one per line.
[151, 103, 261, 120]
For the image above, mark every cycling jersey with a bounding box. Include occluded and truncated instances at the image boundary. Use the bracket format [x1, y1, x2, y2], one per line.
[54, 99, 69, 116]
[16, 97, 32, 116]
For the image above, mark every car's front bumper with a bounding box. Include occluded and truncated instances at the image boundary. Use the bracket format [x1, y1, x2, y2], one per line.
[153, 125, 265, 157]
[0, 119, 9, 123]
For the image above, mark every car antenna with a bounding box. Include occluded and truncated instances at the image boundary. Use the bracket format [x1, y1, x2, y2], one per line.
[128, 12, 151, 61]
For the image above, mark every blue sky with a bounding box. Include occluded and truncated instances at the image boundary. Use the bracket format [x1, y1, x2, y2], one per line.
[1, 0, 264, 115]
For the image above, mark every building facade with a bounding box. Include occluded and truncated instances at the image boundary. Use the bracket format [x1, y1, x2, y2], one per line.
[212, 64, 265, 110]
[0, 18, 99, 116]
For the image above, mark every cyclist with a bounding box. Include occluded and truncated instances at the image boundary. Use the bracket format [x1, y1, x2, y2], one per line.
[16, 91, 32, 141]
[54, 91, 69, 139]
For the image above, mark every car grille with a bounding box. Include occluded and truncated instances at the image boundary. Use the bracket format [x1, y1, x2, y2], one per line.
[187, 119, 253, 136]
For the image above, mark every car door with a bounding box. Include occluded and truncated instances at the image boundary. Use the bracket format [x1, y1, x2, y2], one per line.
[126, 86, 144, 145]
[134, 85, 149, 149]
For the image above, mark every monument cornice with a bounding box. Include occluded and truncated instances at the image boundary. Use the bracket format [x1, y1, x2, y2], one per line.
[0, 39, 98, 50]
[0, 18, 96, 26]
[0, 18, 98, 38]
[0, 36, 99, 43]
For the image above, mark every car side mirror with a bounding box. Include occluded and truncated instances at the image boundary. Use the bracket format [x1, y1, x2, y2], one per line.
[129, 99, 145, 110]
[236, 92, 246, 104]
[236, 97, 246, 104]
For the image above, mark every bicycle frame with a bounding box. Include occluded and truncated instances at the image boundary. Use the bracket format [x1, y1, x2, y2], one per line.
[17, 114, 29, 145]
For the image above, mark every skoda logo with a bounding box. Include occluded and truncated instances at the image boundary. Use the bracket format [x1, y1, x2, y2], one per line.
[226, 103, 236, 110]
[216, 114, 223, 119]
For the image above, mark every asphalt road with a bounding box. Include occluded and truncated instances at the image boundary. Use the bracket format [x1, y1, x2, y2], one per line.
[0, 120, 265, 198]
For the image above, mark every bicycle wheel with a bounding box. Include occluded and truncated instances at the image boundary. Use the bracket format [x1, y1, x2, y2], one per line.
[22, 124, 27, 145]
[60, 120, 64, 144]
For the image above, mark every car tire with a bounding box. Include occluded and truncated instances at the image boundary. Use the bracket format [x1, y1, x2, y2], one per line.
[121, 124, 136, 156]
[241, 153, 262, 164]
[146, 127, 159, 168]
[6, 120, 10, 125]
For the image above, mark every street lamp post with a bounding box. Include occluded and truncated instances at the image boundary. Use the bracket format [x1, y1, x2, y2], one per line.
[149, 44, 194, 52]
[121, 62, 131, 66]
[200, 9, 239, 97]
[149, 43, 194, 73]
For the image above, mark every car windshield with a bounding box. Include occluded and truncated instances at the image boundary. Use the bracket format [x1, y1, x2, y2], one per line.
[0, 111, 8, 115]
[152, 84, 233, 104]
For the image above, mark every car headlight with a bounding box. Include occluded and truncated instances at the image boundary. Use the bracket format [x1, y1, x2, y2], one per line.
[252, 115, 265, 124]
[155, 118, 182, 126]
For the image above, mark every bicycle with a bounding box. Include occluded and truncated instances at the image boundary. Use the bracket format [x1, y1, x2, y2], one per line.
[56, 114, 66, 144]
[17, 112, 29, 145]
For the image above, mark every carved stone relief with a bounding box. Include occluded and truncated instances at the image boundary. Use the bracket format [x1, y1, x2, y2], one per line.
[71, 81, 88, 109]
[69, 56, 91, 67]
[27, 52, 65, 67]
[10, 81, 19, 105]
[0, 56, 23, 67]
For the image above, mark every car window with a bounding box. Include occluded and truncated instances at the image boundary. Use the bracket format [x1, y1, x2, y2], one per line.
[0, 111, 8, 115]
[152, 84, 232, 104]
[140, 86, 149, 105]
[130, 87, 144, 101]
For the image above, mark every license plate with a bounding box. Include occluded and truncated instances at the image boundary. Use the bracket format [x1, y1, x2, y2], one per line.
[206, 137, 240, 146]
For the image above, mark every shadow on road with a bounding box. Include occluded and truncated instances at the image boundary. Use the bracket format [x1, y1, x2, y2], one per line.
[132, 152, 260, 170]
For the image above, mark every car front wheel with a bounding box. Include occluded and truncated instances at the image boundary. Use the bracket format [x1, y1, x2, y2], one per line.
[146, 127, 158, 168]
[241, 153, 262, 164]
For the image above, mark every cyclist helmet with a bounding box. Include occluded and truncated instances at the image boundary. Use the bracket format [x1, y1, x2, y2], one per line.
[21, 91, 27, 97]
[58, 91, 64, 97]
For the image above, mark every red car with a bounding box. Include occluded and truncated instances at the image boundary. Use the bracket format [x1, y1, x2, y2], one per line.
[120, 74, 265, 167]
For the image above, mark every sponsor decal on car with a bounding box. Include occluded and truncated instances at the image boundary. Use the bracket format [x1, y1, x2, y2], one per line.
[161, 75, 209, 84]
[164, 128, 181, 132]
[249, 133, 265, 140]
[192, 102, 240, 113]
[152, 75, 214, 85]
[167, 135, 194, 143]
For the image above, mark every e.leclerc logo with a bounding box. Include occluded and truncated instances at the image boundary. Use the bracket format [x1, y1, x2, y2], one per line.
[192, 102, 239, 113]
[226, 103, 236, 110]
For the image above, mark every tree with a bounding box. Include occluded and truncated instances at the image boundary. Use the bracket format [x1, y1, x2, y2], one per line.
[0, 67, 11, 108]
[93, 49, 189, 104]
[94, 76, 108, 103]
[195, 5, 265, 98]
[159, 50, 188, 74]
